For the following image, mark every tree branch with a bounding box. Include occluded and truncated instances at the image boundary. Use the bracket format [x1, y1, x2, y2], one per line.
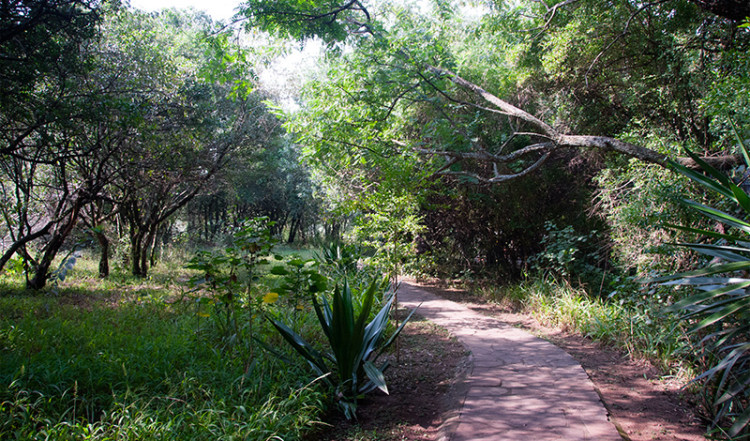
[420, 65, 742, 178]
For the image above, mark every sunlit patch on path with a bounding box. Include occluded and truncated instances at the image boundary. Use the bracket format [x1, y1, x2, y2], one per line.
[398, 281, 623, 441]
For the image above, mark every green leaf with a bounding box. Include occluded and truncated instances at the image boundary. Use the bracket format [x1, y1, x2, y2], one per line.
[674, 242, 750, 262]
[651, 261, 750, 282]
[681, 200, 750, 234]
[270, 265, 290, 275]
[730, 119, 750, 167]
[363, 360, 388, 394]
[269, 317, 329, 377]
[667, 280, 750, 312]
[729, 406, 750, 438]
[664, 223, 742, 243]
[693, 296, 750, 331]
[669, 160, 734, 200]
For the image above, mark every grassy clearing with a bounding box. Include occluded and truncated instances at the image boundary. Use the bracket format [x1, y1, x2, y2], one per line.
[0, 251, 328, 441]
[471, 278, 697, 378]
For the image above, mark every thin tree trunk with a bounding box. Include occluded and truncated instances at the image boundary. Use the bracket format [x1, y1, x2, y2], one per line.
[93, 229, 110, 278]
[27, 204, 82, 290]
[130, 229, 144, 277]
[0, 222, 51, 272]
[148, 225, 160, 268]
[288, 216, 300, 244]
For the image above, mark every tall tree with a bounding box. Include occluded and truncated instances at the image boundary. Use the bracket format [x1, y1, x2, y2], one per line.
[0, 6, 262, 286]
[0, 0, 111, 288]
[240, 0, 748, 279]
[100, 8, 259, 278]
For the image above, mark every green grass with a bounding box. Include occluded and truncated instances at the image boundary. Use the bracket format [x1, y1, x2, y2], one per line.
[473, 278, 696, 377]
[0, 252, 328, 440]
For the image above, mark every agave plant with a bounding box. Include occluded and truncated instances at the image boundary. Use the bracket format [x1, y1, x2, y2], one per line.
[654, 134, 750, 438]
[316, 241, 361, 276]
[269, 278, 416, 419]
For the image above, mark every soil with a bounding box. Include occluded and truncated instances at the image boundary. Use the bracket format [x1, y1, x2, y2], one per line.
[311, 315, 470, 440]
[315, 279, 710, 441]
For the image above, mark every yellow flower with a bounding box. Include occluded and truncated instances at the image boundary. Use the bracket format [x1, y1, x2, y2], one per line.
[262, 292, 279, 304]
[197, 311, 210, 318]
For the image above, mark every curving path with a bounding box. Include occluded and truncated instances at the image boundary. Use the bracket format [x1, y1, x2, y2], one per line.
[397, 281, 623, 441]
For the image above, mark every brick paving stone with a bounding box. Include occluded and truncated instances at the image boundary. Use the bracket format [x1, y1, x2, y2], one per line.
[398, 281, 623, 441]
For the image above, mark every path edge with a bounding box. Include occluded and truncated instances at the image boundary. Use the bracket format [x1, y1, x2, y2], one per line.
[436, 351, 473, 441]
[398, 294, 474, 441]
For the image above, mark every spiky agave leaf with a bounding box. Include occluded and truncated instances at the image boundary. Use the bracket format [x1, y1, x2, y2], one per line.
[658, 137, 750, 436]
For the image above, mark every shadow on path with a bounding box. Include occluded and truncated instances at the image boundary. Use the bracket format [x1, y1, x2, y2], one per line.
[398, 281, 624, 441]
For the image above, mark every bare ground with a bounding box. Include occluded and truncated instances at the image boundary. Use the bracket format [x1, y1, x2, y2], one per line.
[310, 315, 470, 440]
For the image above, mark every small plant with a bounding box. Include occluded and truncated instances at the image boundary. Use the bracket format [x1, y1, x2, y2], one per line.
[268, 278, 416, 419]
[270, 257, 328, 309]
[186, 217, 277, 353]
[3, 256, 25, 276]
[48, 249, 83, 295]
[316, 241, 360, 276]
[270, 256, 328, 331]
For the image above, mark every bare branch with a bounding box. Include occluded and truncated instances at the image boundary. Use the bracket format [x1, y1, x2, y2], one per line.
[439, 152, 552, 184]
[427, 66, 557, 137]
[584, 1, 669, 86]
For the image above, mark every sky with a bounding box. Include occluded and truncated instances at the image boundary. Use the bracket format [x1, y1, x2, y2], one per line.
[126, 0, 320, 112]
[128, 0, 241, 22]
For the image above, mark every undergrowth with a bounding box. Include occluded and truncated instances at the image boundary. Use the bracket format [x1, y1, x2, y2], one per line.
[472, 278, 697, 378]
[0, 250, 328, 441]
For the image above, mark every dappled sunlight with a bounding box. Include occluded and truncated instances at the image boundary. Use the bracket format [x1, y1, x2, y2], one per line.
[2, 0, 748, 438]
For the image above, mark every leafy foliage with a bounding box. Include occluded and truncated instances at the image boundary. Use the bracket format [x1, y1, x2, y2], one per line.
[654, 139, 750, 438]
[240, 0, 371, 43]
[186, 218, 277, 350]
[530, 221, 601, 283]
[269, 278, 416, 420]
[316, 241, 361, 277]
[270, 257, 328, 328]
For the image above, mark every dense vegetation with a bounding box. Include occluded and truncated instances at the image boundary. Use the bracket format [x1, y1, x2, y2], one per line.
[1, 0, 750, 439]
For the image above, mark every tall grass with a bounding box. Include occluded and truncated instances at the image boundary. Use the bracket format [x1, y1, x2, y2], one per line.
[481, 279, 696, 376]
[0, 252, 327, 440]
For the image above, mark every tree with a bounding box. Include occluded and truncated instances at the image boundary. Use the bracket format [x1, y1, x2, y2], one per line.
[0, 0, 102, 158]
[238, 0, 748, 284]
[0, 0, 115, 288]
[99, 8, 259, 277]
[242, 0, 747, 183]
[0, 6, 264, 286]
[186, 123, 321, 245]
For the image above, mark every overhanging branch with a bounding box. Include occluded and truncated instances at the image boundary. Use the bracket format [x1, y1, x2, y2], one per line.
[418, 65, 742, 181]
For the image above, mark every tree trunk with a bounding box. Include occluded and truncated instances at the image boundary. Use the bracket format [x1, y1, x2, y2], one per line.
[148, 225, 159, 269]
[130, 223, 158, 278]
[0, 222, 52, 273]
[93, 229, 110, 278]
[130, 229, 145, 277]
[288, 215, 304, 244]
[27, 205, 82, 290]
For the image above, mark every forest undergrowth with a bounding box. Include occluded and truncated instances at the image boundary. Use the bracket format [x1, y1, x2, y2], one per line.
[0, 251, 330, 440]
